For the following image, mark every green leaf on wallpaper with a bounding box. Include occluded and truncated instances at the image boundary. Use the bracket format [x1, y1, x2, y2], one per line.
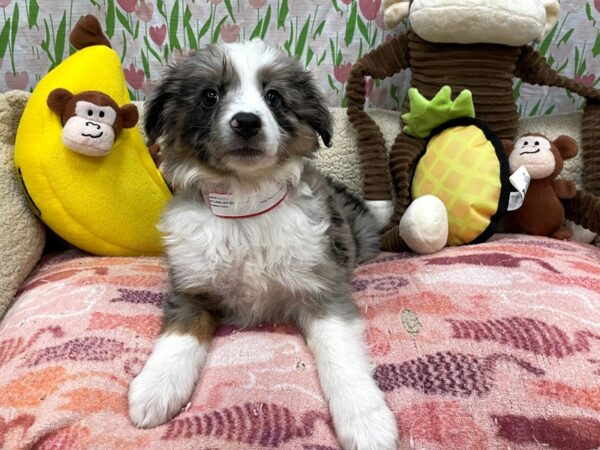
[144, 35, 162, 62]
[329, 38, 335, 65]
[157, 0, 168, 21]
[199, 15, 212, 40]
[336, 49, 342, 66]
[106, 0, 115, 38]
[134, 19, 140, 39]
[278, 0, 288, 29]
[557, 28, 574, 47]
[170, 0, 181, 49]
[186, 23, 198, 49]
[317, 49, 326, 66]
[284, 21, 294, 56]
[537, 26, 556, 58]
[357, 15, 368, 42]
[224, 0, 236, 24]
[28, 0, 39, 29]
[578, 59, 587, 76]
[164, 45, 169, 61]
[344, 2, 357, 47]
[261, 5, 271, 39]
[586, 3, 597, 25]
[295, 16, 311, 59]
[250, 19, 263, 40]
[513, 80, 522, 100]
[141, 50, 150, 77]
[0, 20, 9, 59]
[557, 58, 569, 73]
[54, 12, 67, 66]
[593, 32, 600, 58]
[306, 46, 314, 67]
[331, 0, 343, 15]
[212, 16, 228, 44]
[10, 3, 19, 49]
[184, 5, 192, 27]
[575, 47, 581, 74]
[370, 28, 378, 47]
[544, 105, 556, 116]
[120, 30, 127, 63]
[313, 20, 325, 39]
[116, 8, 132, 33]
[529, 99, 541, 116]
[327, 73, 338, 92]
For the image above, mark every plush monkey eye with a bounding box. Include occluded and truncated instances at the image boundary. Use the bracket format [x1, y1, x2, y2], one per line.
[534, 141, 539, 146]
[523, 141, 528, 146]
[99, 111, 105, 118]
[264, 90, 281, 107]
[87, 109, 93, 116]
[201, 89, 220, 107]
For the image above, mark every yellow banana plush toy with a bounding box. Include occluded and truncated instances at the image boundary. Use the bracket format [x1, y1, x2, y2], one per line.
[14, 15, 171, 256]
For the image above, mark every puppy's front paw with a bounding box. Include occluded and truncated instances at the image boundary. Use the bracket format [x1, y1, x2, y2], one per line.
[335, 403, 398, 450]
[128, 362, 195, 428]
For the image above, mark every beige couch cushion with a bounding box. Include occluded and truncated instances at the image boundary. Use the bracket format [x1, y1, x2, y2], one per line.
[0, 90, 45, 319]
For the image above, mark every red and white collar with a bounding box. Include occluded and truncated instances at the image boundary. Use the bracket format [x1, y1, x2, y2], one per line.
[205, 183, 288, 219]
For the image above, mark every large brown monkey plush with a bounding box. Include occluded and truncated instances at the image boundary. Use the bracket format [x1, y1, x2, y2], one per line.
[347, 0, 600, 251]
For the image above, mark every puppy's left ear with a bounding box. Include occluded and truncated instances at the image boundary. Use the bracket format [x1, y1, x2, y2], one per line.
[299, 79, 333, 148]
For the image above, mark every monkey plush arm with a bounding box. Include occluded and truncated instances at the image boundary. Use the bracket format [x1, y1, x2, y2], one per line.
[552, 179, 577, 200]
[347, 33, 411, 201]
[515, 46, 600, 101]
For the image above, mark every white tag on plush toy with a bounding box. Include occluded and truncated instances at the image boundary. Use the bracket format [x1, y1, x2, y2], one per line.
[207, 183, 288, 219]
[507, 166, 531, 211]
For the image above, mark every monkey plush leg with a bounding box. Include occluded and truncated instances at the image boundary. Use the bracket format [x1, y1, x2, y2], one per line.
[564, 190, 600, 236]
[380, 133, 425, 252]
[551, 227, 573, 241]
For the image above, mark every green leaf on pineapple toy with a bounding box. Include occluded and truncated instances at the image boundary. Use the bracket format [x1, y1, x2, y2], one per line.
[401, 86, 475, 139]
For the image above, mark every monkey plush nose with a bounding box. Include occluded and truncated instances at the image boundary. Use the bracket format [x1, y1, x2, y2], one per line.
[230, 112, 262, 139]
[86, 121, 101, 129]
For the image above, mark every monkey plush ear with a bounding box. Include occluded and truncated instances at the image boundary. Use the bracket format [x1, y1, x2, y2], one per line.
[47, 88, 74, 116]
[120, 104, 139, 129]
[542, 0, 560, 36]
[553, 135, 578, 160]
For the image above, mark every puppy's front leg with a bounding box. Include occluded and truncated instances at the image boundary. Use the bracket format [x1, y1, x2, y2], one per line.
[128, 292, 218, 428]
[302, 315, 398, 450]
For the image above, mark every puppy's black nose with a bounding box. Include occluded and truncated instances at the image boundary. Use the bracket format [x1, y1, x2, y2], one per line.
[230, 112, 261, 139]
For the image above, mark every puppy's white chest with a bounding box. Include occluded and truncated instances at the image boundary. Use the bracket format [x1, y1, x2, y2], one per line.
[161, 197, 328, 301]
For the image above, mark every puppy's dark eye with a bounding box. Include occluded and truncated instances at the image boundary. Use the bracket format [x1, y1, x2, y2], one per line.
[201, 89, 220, 107]
[264, 90, 281, 107]
[87, 110, 93, 116]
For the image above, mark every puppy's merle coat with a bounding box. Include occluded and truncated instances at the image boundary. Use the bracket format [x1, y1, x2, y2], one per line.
[128, 40, 398, 450]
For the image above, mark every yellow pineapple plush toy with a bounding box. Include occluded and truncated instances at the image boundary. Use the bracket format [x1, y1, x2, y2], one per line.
[399, 86, 514, 253]
[14, 15, 171, 256]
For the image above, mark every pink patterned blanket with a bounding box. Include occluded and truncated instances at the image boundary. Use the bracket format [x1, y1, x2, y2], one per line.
[1, 234, 600, 449]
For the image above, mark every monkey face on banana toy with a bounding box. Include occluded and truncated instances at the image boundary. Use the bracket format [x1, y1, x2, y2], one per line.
[347, 0, 600, 252]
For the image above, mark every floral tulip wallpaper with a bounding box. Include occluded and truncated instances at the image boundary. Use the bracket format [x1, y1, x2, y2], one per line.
[0, 0, 598, 115]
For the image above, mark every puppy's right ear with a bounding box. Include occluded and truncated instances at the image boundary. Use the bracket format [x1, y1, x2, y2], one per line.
[143, 81, 171, 145]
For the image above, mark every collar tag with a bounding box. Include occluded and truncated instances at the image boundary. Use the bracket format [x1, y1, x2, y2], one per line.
[207, 183, 288, 219]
